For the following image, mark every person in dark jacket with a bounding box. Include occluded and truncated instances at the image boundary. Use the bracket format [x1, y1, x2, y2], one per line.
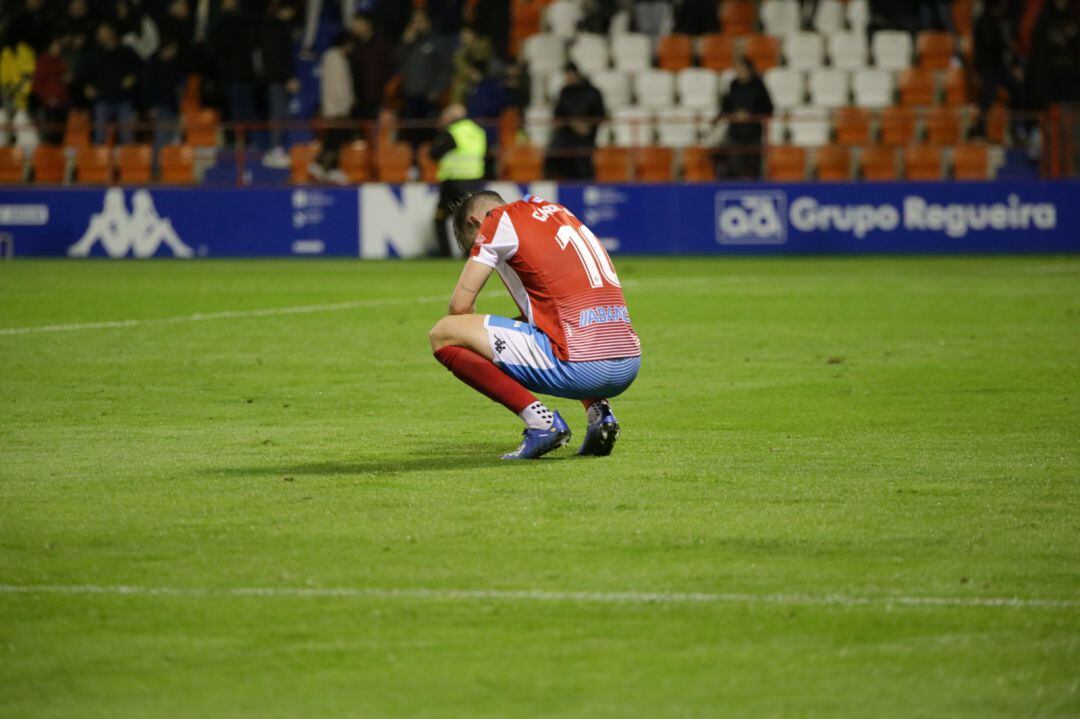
[1025, 0, 1080, 111]
[261, 1, 300, 166]
[717, 55, 773, 179]
[971, 0, 1021, 136]
[206, 0, 257, 138]
[147, 39, 184, 155]
[545, 62, 606, 180]
[397, 8, 454, 145]
[85, 21, 139, 144]
[674, 0, 719, 35]
[348, 11, 394, 121]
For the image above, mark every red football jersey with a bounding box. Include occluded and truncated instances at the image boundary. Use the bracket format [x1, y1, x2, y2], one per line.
[470, 196, 641, 362]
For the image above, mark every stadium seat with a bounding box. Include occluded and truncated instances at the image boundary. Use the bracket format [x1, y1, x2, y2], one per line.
[763, 68, 806, 111]
[594, 146, 632, 181]
[808, 69, 850, 109]
[498, 107, 522, 147]
[63, 110, 91, 149]
[898, 68, 938, 106]
[847, 0, 870, 32]
[611, 33, 652, 72]
[339, 141, 371, 182]
[656, 107, 699, 148]
[721, 0, 757, 36]
[952, 0, 975, 34]
[289, 141, 321, 184]
[633, 69, 675, 110]
[904, 144, 943, 181]
[943, 67, 971, 106]
[872, 30, 913, 71]
[925, 106, 963, 146]
[682, 145, 716, 182]
[879, 106, 918, 146]
[812, 0, 845, 34]
[761, 0, 799, 36]
[657, 34, 693, 71]
[184, 108, 221, 147]
[744, 35, 781, 73]
[0, 145, 25, 183]
[117, 144, 152, 184]
[510, 0, 544, 57]
[32, 144, 66, 183]
[952, 142, 990, 180]
[611, 106, 654, 146]
[788, 106, 831, 147]
[502, 142, 543, 182]
[592, 70, 632, 110]
[852, 68, 895, 108]
[916, 31, 954, 70]
[160, 144, 196, 184]
[766, 145, 807, 181]
[814, 144, 852, 181]
[828, 32, 869, 71]
[545, 70, 566, 105]
[767, 113, 788, 145]
[834, 106, 873, 145]
[522, 33, 566, 75]
[569, 33, 610, 76]
[985, 102, 1008, 144]
[700, 34, 735, 72]
[859, 145, 899, 181]
[375, 142, 413, 183]
[75, 146, 113, 184]
[676, 68, 720, 112]
[544, 0, 582, 39]
[784, 32, 825, 68]
[180, 73, 201, 113]
[417, 142, 438, 183]
[525, 105, 553, 148]
[635, 146, 674, 182]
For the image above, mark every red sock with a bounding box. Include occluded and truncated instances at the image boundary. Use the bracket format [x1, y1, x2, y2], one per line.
[581, 398, 599, 409]
[434, 346, 537, 414]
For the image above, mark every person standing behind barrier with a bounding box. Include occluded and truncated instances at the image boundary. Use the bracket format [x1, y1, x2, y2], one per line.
[397, 8, 454, 147]
[347, 12, 394, 124]
[429, 104, 487, 257]
[309, 31, 355, 184]
[84, 22, 139, 144]
[206, 0, 257, 143]
[545, 63, 606, 180]
[31, 36, 68, 145]
[147, 39, 184, 157]
[971, 0, 1021, 139]
[261, 1, 301, 169]
[717, 56, 772, 180]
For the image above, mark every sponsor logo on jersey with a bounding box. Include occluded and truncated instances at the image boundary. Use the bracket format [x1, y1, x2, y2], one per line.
[578, 305, 631, 328]
[715, 191, 788, 245]
[67, 188, 194, 258]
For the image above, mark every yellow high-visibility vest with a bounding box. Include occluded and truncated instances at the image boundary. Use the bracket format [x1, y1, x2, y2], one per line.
[437, 118, 487, 181]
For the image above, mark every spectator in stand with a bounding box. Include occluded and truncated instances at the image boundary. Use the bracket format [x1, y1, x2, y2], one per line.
[1026, 0, 1080, 110]
[8, 0, 52, 52]
[62, 0, 97, 49]
[207, 0, 258, 140]
[971, 0, 1021, 138]
[372, 0, 412, 41]
[913, 0, 954, 32]
[309, 31, 354, 184]
[115, 0, 160, 63]
[397, 8, 454, 146]
[634, 0, 673, 39]
[450, 25, 494, 105]
[502, 56, 530, 112]
[473, 0, 511, 59]
[31, 35, 69, 144]
[147, 38, 184, 154]
[545, 62, 606, 180]
[157, 0, 195, 70]
[427, 0, 465, 36]
[261, 1, 301, 168]
[301, 0, 355, 58]
[465, 56, 509, 158]
[1, 30, 36, 115]
[85, 22, 139, 143]
[428, 103, 486, 257]
[674, 0, 719, 35]
[716, 55, 772, 179]
[347, 11, 394, 121]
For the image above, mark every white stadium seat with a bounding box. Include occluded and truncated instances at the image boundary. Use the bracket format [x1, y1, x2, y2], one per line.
[611, 106, 654, 146]
[545, 0, 583, 39]
[676, 68, 720, 112]
[545, 71, 566, 105]
[592, 70, 632, 109]
[808, 69, 850, 108]
[522, 33, 566, 75]
[760, 0, 799, 36]
[656, 107, 699, 148]
[767, 114, 788, 145]
[569, 33, 610, 76]
[525, 104, 553, 148]
[783, 32, 825, 68]
[763, 68, 806, 110]
[813, 0, 845, 34]
[852, 68, 895, 108]
[828, 31, 869, 70]
[873, 30, 913, 71]
[788, 105, 831, 146]
[847, 0, 870, 33]
[611, 33, 652, 72]
[633, 69, 676, 110]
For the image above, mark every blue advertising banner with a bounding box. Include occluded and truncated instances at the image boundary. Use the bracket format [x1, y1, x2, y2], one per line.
[0, 181, 1077, 258]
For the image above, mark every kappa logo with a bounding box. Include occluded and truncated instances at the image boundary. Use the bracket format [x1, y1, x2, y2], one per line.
[715, 191, 788, 245]
[68, 188, 194, 258]
[493, 336, 507, 355]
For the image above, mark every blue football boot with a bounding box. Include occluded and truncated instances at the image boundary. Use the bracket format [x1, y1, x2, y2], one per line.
[577, 403, 620, 456]
[502, 411, 571, 460]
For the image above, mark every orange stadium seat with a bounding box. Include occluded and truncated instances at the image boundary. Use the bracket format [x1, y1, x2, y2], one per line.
[594, 147, 632, 182]
[916, 31, 954, 70]
[499, 107, 522, 147]
[117, 144, 152, 184]
[943, 67, 971, 106]
[952, 0, 975, 35]
[721, 0, 757, 37]
[160, 144, 197, 184]
[880, 106, 918, 146]
[75, 146, 113, 184]
[700, 34, 735, 72]
[859, 145, 898, 181]
[682, 146, 716, 182]
[33, 145, 67, 183]
[904, 144, 944, 181]
[766, 145, 807, 181]
[502, 142, 543, 182]
[952, 143, 990, 180]
[375, 142, 413, 183]
[63, 110, 91, 149]
[0, 146, 25, 183]
[181, 74, 202, 113]
[834, 106, 874, 145]
[290, 141, 321, 184]
[985, 102, 1008, 144]
[417, 142, 438, 183]
[815, 144, 852, 181]
[510, 0, 545, 56]
[657, 34, 694, 71]
[744, 34, 781, 72]
[925, 106, 963, 146]
[635, 146, 674, 182]
[339, 140, 371, 183]
[184, 108, 220, 147]
[899, 68, 937, 106]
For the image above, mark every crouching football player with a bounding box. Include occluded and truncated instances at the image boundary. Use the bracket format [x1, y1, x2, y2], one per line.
[429, 191, 641, 459]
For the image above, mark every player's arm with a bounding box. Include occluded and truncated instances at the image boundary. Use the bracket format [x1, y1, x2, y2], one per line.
[448, 259, 494, 315]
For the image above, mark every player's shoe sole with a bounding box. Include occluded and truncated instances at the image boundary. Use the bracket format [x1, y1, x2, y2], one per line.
[577, 417, 620, 456]
[502, 411, 572, 460]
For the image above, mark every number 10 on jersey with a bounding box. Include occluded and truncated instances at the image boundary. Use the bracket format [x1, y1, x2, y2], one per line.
[556, 224, 621, 288]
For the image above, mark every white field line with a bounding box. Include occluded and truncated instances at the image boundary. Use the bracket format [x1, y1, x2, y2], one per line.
[0, 295, 448, 336]
[0, 583, 1076, 610]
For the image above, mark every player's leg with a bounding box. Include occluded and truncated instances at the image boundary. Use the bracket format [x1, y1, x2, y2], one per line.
[577, 397, 620, 457]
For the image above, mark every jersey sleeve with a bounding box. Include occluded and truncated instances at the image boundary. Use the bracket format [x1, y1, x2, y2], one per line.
[470, 209, 519, 268]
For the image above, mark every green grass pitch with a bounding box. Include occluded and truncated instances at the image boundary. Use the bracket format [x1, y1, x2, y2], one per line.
[1, 256, 1078, 717]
